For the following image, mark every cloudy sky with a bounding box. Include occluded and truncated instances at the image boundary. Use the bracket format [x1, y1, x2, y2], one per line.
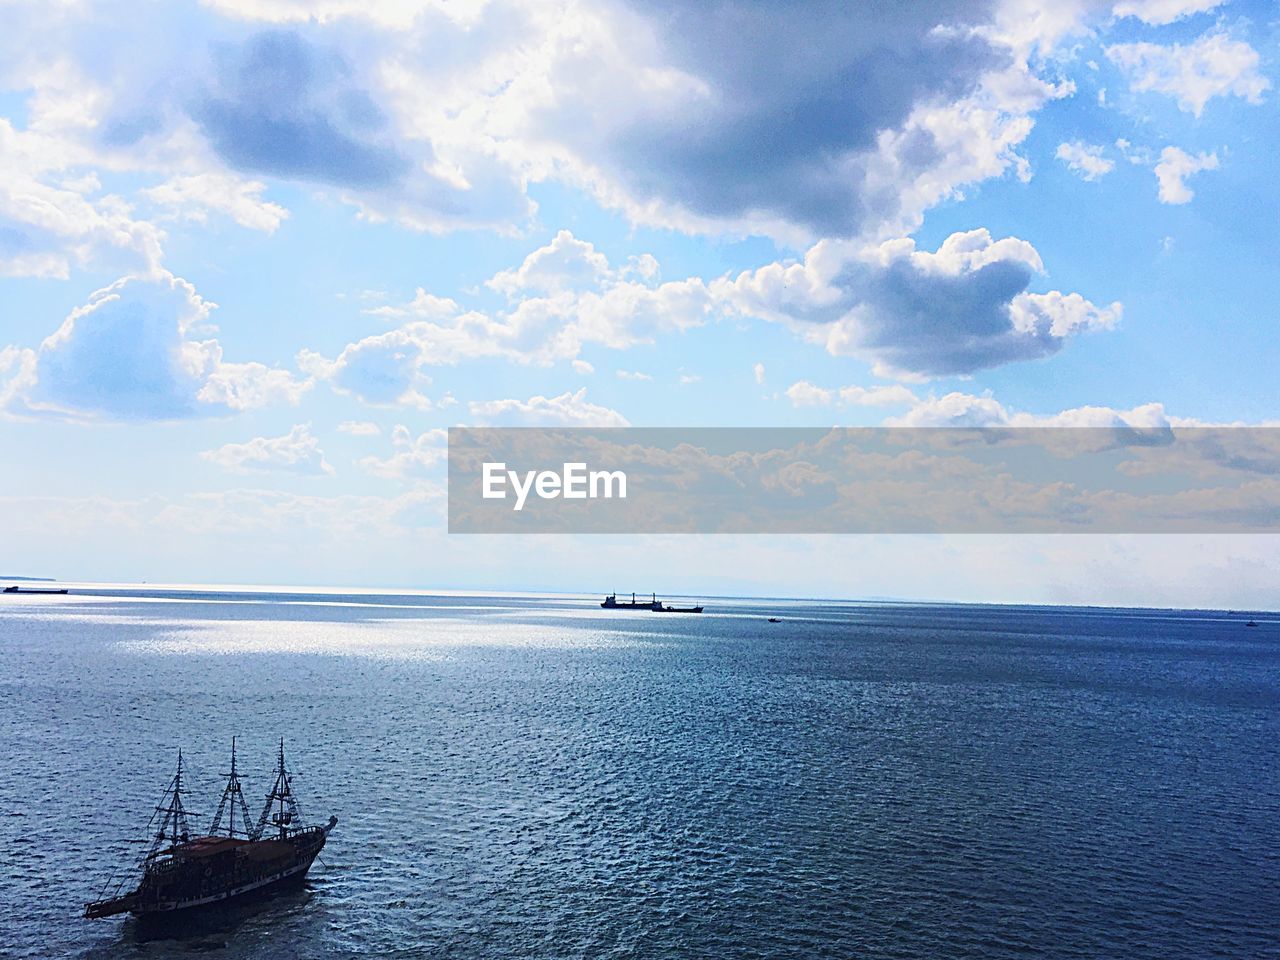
[1, 0, 1278, 605]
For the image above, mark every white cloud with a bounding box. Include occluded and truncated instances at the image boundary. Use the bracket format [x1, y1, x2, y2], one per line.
[1010, 291, 1121, 338]
[572, 359, 595, 375]
[785, 380, 918, 408]
[304, 223, 1119, 395]
[784, 381, 835, 407]
[887, 390, 1177, 428]
[753, 362, 765, 385]
[301, 231, 718, 405]
[716, 228, 1117, 379]
[297, 327, 438, 408]
[487, 230, 612, 296]
[2, 272, 310, 421]
[141, 173, 289, 233]
[1154, 146, 1218, 204]
[0, 118, 165, 279]
[0, 0, 1109, 256]
[496, 0, 1081, 241]
[197, 360, 312, 411]
[363, 289, 460, 321]
[616, 369, 652, 381]
[337, 420, 381, 436]
[358, 425, 447, 480]
[200, 0, 480, 29]
[1112, 0, 1227, 25]
[1055, 141, 1114, 181]
[201, 424, 334, 475]
[468, 388, 629, 427]
[1106, 33, 1270, 116]
[0, 345, 38, 414]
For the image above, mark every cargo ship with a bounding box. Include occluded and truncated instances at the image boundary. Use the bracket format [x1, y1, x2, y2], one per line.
[602, 591, 661, 610]
[601, 592, 703, 614]
[84, 739, 335, 919]
[3, 585, 68, 594]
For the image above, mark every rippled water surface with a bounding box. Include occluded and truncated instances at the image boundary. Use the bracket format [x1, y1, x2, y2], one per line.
[1, 588, 1278, 958]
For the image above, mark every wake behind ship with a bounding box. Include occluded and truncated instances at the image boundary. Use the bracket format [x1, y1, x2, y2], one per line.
[84, 740, 335, 919]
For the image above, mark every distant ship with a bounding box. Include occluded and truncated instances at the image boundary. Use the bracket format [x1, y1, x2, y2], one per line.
[601, 592, 703, 614]
[84, 739, 336, 920]
[3, 585, 68, 594]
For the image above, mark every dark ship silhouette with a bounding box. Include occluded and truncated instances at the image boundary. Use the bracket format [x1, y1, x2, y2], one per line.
[601, 592, 703, 613]
[84, 739, 335, 919]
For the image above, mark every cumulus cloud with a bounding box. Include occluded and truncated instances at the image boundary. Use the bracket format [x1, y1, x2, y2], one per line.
[1, 272, 310, 421]
[1154, 146, 1218, 204]
[487, 230, 612, 296]
[193, 30, 409, 188]
[1055, 141, 1114, 181]
[717, 228, 1119, 379]
[0, 119, 165, 279]
[358, 425, 447, 480]
[468, 388, 629, 427]
[2, 9, 534, 236]
[545, 1, 1009, 237]
[301, 231, 718, 404]
[1106, 32, 1269, 116]
[298, 327, 438, 409]
[0, 0, 1104, 247]
[753, 362, 765, 385]
[198, 0, 1076, 242]
[304, 226, 1119, 395]
[201, 423, 334, 475]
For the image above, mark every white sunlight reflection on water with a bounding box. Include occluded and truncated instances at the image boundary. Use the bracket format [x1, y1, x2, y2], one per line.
[116, 617, 665, 659]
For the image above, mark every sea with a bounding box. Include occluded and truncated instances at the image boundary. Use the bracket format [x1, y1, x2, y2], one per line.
[0, 586, 1277, 959]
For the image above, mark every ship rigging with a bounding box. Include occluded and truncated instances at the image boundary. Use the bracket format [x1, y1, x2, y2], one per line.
[84, 740, 336, 919]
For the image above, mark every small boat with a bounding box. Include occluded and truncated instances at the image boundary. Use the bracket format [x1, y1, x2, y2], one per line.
[3, 585, 68, 594]
[84, 739, 335, 920]
[767, 617, 781, 623]
[1246, 620, 1259, 627]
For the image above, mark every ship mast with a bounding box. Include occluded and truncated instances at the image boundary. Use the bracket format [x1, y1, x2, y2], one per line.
[145, 750, 193, 858]
[209, 737, 254, 839]
[254, 738, 303, 841]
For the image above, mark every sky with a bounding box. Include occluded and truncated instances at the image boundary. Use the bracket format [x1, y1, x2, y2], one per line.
[1, 0, 1278, 606]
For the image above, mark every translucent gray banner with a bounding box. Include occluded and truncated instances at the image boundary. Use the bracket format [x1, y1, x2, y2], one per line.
[447, 427, 1280, 533]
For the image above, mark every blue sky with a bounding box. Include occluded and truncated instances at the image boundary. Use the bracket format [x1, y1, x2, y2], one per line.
[1, 0, 1278, 605]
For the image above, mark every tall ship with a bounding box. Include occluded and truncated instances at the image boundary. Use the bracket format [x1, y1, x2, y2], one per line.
[84, 739, 336, 919]
[601, 592, 703, 614]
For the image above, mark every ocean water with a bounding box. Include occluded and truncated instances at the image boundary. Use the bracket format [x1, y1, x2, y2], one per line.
[0, 588, 1277, 959]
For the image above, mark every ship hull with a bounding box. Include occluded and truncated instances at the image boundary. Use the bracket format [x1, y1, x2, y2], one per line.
[87, 817, 336, 920]
[134, 856, 316, 916]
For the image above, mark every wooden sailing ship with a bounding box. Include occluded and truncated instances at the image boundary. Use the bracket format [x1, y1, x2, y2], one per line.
[84, 739, 336, 919]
